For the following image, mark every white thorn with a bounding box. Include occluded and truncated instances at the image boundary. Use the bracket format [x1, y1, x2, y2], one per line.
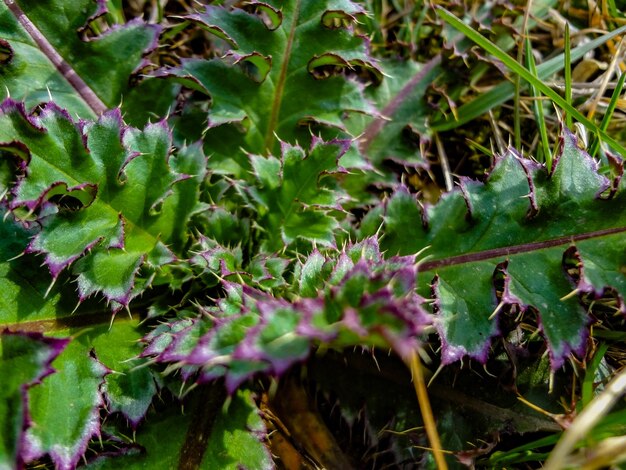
[560, 288, 579, 301]
[44, 276, 57, 298]
[489, 301, 505, 320]
[6, 251, 25, 262]
[427, 364, 445, 387]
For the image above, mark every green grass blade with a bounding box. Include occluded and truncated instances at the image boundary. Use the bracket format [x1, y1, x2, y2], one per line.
[486, 434, 560, 465]
[564, 24, 573, 129]
[589, 71, 626, 157]
[525, 37, 552, 170]
[434, 7, 626, 160]
[514, 69, 522, 149]
[431, 17, 626, 133]
[466, 138, 493, 157]
[581, 343, 609, 408]
[514, 2, 534, 155]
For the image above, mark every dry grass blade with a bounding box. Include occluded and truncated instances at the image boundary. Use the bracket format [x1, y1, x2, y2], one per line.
[586, 36, 625, 120]
[566, 435, 626, 469]
[544, 366, 626, 470]
[436, 6, 626, 159]
[407, 350, 448, 469]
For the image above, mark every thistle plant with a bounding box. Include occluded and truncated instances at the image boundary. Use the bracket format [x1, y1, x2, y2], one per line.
[1, 1, 625, 468]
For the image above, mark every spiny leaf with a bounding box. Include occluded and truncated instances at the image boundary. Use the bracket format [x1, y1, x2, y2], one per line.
[142, 238, 431, 392]
[88, 388, 272, 470]
[158, 0, 379, 173]
[23, 339, 109, 470]
[0, 99, 206, 310]
[351, 56, 443, 164]
[190, 235, 289, 290]
[0, 331, 68, 469]
[380, 128, 626, 368]
[0, 203, 112, 334]
[87, 322, 157, 429]
[247, 137, 349, 251]
[0, 0, 162, 118]
[0, 207, 158, 457]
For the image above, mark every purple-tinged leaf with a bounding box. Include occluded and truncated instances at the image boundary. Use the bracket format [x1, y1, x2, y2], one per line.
[0, 206, 82, 328]
[432, 264, 499, 364]
[143, 237, 432, 392]
[0, 331, 67, 469]
[502, 252, 589, 369]
[247, 255, 289, 290]
[0, 100, 206, 310]
[381, 128, 626, 368]
[88, 322, 157, 429]
[23, 339, 108, 470]
[0, 0, 164, 118]
[0, 211, 157, 450]
[190, 236, 244, 284]
[572, 236, 626, 314]
[156, 0, 379, 174]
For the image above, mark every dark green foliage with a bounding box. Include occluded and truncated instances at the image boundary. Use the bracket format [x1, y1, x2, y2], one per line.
[1, 0, 625, 468]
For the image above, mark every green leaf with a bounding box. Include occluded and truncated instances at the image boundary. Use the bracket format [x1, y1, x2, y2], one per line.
[382, 128, 626, 368]
[159, 0, 379, 172]
[298, 249, 331, 297]
[247, 138, 349, 251]
[0, 209, 157, 460]
[349, 56, 442, 164]
[0, 206, 89, 327]
[575, 237, 626, 311]
[23, 338, 108, 470]
[87, 388, 272, 470]
[201, 389, 272, 469]
[0, 331, 67, 469]
[88, 321, 157, 429]
[0, 100, 206, 309]
[143, 238, 431, 391]
[247, 255, 289, 290]
[0, 0, 161, 118]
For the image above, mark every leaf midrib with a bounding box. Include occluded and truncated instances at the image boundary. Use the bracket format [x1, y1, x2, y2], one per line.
[3, 0, 106, 116]
[262, 0, 300, 154]
[360, 55, 442, 154]
[420, 226, 626, 271]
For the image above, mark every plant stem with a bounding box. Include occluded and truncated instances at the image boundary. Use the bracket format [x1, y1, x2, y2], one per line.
[3, 0, 107, 116]
[408, 350, 448, 470]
